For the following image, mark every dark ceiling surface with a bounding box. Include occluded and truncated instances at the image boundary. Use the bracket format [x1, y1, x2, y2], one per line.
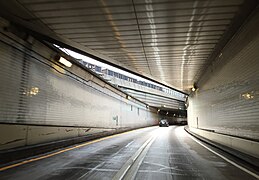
[0, 0, 257, 93]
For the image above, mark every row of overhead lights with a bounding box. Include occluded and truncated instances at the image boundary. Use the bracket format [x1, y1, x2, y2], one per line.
[157, 109, 177, 116]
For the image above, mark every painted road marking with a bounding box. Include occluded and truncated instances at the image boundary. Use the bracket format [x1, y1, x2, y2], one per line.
[125, 140, 134, 148]
[112, 129, 159, 180]
[0, 127, 157, 172]
[77, 162, 105, 180]
[186, 131, 259, 179]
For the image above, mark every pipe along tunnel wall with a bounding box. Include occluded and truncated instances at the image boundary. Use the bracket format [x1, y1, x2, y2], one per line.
[0, 28, 159, 151]
[187, 7, 259, 158]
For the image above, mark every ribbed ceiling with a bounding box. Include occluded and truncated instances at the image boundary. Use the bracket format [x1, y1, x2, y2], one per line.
[3, 0, 257, 92]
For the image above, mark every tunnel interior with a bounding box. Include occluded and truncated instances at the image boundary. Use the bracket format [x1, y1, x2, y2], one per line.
[0, 0, 259, 179]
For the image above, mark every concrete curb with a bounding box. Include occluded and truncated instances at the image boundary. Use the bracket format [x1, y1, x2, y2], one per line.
[184, 126, 259, 172]
[0, 126, 151, 166]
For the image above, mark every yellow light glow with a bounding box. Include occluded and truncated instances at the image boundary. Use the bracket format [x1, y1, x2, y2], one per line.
[59, 57, 72, 67]
[30, 87, 39, 96]
[23, 87, 40, 97]
[191, 87, 196, 92]
[242, 93, 254, 100]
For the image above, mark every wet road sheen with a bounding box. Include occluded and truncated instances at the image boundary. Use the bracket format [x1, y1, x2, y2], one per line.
[0, 126, 257, 180]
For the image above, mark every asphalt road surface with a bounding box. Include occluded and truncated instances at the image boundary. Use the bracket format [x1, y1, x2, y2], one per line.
[0, 126, 258, 180]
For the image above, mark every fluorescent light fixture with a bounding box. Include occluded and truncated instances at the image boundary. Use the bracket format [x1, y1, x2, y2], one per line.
[191, 83, 198, 92]
[126, 95, 131, 100]
[59, 57, 72, 67]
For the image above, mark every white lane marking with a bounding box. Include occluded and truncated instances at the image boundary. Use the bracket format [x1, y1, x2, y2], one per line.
[137, 170, 188, 176]
[112, 131, 159, 180]
[77, 139, 136, 180]
[77, 162, 105, 180]
[142, 161, 184, 171]
[125, 140, 134, 148]
[186, 132, 259, 179]
[57, 166, 117, 172]
[128, 135, 157, 177]
[0, 126, 159, 172]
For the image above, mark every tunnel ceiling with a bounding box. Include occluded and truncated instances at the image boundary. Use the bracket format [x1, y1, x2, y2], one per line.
[0, 0, 257, 92]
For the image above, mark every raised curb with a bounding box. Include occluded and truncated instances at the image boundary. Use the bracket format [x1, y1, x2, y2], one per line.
[0, 126, 150, 166]
[184, 126, 259, 172]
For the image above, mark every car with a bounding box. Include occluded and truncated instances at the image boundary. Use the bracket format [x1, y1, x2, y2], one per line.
[159, 119, 169, 127]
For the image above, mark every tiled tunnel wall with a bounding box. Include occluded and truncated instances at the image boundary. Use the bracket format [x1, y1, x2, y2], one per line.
[0, 28, 158, 150]
[187, 9, 259, 141]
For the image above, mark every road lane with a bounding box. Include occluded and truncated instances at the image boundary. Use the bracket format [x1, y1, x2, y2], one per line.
[135, 126, 257, 180]
[0, 126, 257, 180]
[0, 127, 157, 180]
